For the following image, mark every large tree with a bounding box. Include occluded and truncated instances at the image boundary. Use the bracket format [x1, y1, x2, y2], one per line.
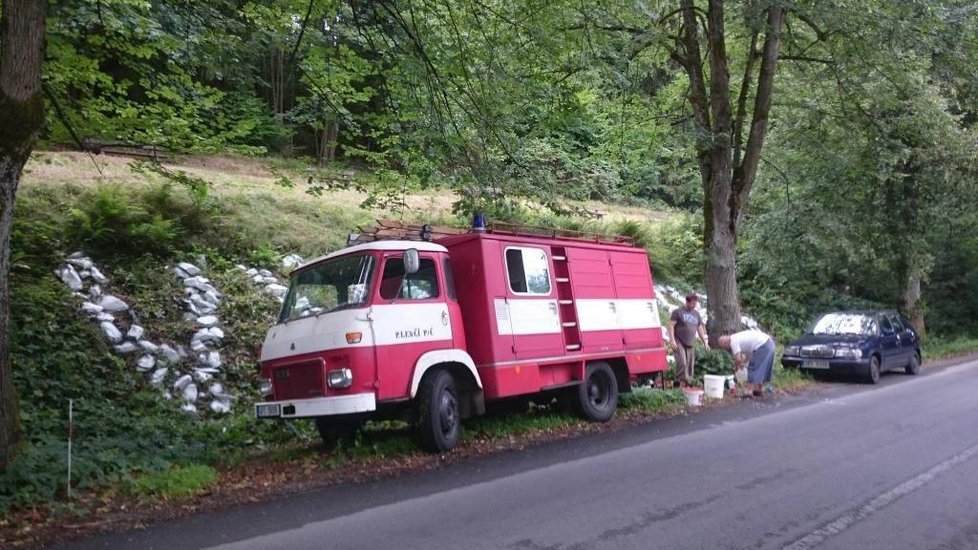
[669, 0, 784, 340]
[0, 0, 47, 470]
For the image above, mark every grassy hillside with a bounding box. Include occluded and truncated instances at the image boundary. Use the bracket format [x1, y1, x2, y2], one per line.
[4, 152, 696, 514]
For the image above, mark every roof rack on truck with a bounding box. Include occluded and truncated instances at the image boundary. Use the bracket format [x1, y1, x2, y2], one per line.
[350, 219, 634, 247]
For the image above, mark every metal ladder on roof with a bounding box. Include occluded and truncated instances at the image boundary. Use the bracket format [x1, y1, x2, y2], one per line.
[551, 246, 582, 352]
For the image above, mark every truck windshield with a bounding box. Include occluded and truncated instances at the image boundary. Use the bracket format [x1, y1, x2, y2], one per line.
[278, 254, 375, 322]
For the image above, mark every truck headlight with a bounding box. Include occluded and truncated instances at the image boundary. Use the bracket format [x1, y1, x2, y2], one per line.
[259, 377, 273, 398]
[784, 345, 800, 356]
[327, 368, 353, 389]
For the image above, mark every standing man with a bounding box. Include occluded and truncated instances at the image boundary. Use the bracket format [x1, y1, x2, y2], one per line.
[717, 329, 776, 397]
[668, 293, 709, 386]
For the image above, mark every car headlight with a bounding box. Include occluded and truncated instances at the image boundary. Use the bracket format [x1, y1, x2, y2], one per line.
[784, 345, 800, 356]
[833, 346, 863, 360]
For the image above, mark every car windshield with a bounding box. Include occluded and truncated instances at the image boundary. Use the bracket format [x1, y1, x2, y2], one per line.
[809, 313, 877, 336]
[278, 254, 375, 322]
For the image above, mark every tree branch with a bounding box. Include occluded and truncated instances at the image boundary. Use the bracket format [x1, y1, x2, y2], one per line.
[733, 5, 785, 225]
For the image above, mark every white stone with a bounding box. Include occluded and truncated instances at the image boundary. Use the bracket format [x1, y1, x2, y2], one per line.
[89, 266, 108, 284]
[96, 312, 115, 322]
[176, 262, 202, 276]
[196, 315, 219, 327]
[183, 383, 198, 403]
[57, 265, 84, 291]
[151, 367, 168, 385]
[281, 254, 304, 269]
[200, 290, 220, 306]
[191, 339, 207, 353]
[88, 284, 102, 299]
[100, 321, 123, 343]
[81, 302, 103, 316]
[199, 350, 221, 370]
[251, 274, 265, 284]
[261, 276, 278, 285]
[173, 374, 193, 391]
[235, 264, 248, 271]
[181, 402, 197, 413]
[98, 295, 129, 313]
[245, 268, 258, 277]
[78, 269, 91, 280]
[258, 269, 273, 277]
[208, 382, 225, 396]
[66, 257, 93, 270]
[173, 266, 190, 279]
[189, 294, 216, 314]
[113, 342, 138, 354]
[177, 345, 189, 359]
[265, 284, 288, 298]
[159, 344, 180, 363]
[138, 340, 159, 353]
[193, 369, 214, 383]
[182, 312, 197, 322]
[136, 355, 156, 372]
[126, 324, 144, 340]
[209, 398, 231, 414]
[192, 327, 224, 344]
[163, 391, 173, 401]
[67, 251, 86, 260]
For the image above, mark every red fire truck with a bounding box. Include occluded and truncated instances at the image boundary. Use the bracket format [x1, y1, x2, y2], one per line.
[255, 222, 668, 452]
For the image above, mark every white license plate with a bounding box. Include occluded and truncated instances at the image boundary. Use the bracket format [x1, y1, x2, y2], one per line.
[256, 403, 282, 418]
[803, 360, 830, 370]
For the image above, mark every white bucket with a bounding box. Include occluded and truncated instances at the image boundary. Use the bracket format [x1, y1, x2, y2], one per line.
[683, 388, 704, 407]
[704, 374, 725, 399]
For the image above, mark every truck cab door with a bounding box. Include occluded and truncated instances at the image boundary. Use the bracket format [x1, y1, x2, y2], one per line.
[372, 253, 453, 401]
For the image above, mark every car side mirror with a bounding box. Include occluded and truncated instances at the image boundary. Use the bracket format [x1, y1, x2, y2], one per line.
[404, 248, 420, 274]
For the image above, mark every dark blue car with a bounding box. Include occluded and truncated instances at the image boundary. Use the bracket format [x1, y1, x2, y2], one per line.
[781, 311, 921, 384]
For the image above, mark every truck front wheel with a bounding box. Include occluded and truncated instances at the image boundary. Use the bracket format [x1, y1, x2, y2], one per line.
[418, 370, 461, 453]
[574, 361, 618, 422]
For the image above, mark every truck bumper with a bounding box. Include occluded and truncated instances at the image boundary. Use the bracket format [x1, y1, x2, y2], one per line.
[255, 393, 376, 419]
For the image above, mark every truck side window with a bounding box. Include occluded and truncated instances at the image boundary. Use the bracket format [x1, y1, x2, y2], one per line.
[505, 247, 551, 295]
[380, 257, 440, 300]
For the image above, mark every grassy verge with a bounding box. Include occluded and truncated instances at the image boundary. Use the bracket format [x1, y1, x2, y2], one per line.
[924, 336, 978, 360]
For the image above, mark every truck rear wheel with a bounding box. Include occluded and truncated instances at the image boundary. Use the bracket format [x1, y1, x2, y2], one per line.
[574, 361, 618, 422]
[418, 370, 461, 453]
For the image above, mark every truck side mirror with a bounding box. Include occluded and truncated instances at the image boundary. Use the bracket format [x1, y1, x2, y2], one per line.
[404, 248, 420, 274]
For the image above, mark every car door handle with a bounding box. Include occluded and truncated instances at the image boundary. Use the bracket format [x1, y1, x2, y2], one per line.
[548, 302, 558, 315]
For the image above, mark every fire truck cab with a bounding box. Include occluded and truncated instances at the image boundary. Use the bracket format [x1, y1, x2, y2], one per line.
[256, 224, 667, 452]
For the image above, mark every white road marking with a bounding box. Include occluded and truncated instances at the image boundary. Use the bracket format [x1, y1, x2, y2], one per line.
[781, 441, 978, 550]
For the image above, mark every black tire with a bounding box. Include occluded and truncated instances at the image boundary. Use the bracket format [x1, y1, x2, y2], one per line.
[905, 351, 921, 375]
[315, 417, 362, 449]
[574, 361, 619, 422]
[418, 370, 461, 453]
[865, 355, 881, 384]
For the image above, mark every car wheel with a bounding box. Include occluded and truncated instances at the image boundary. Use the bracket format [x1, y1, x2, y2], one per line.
[865, 355, 881, 384]
[418, 370, 461, 453]
[905, 351, 921, 375]
[315, 417, 362, 449]
[574, 361, 619, 422]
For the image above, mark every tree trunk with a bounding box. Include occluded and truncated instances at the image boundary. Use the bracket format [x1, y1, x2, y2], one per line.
[0, 0, 47, 470]
[674, 0, 783, 343]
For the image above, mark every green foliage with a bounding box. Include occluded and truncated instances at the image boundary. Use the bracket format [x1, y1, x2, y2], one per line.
[68, 184, 183, 256]
[127, 464, 218, 499]
[923, 336, 978, 360]
[695, 349, 735, 376]
[619, 388, 686, 412]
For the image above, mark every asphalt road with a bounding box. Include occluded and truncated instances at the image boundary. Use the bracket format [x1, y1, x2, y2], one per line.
[60, 357, 978, 550]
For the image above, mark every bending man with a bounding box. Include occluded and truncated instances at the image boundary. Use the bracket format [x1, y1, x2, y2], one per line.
[717, 329, 775, 397]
